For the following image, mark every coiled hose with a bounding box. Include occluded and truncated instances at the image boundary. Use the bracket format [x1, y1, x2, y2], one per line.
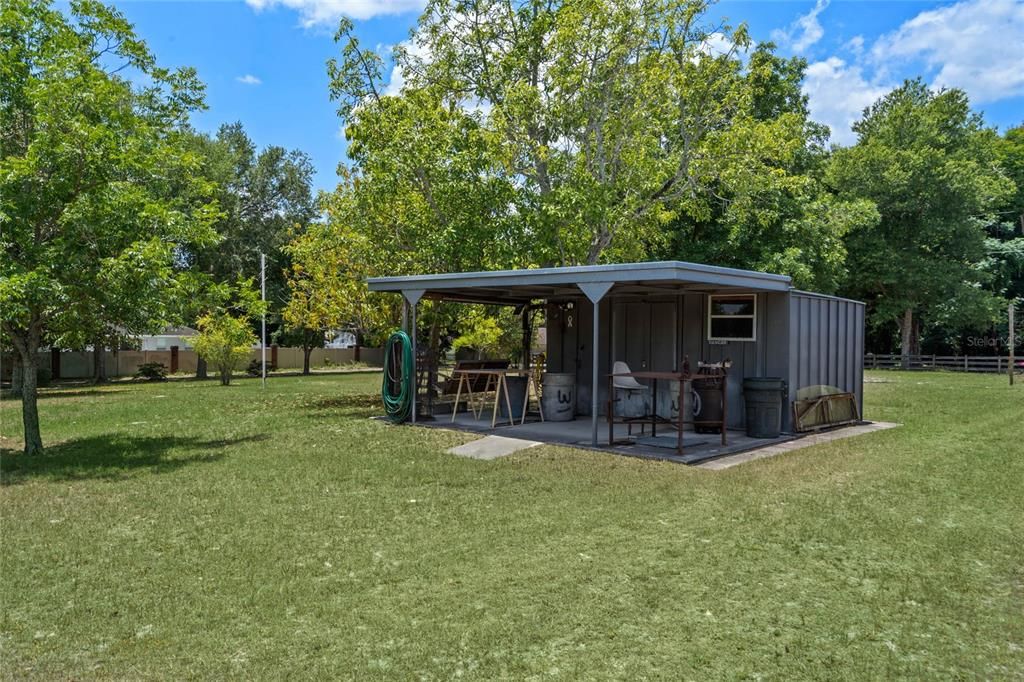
[381, 330, 414, 423]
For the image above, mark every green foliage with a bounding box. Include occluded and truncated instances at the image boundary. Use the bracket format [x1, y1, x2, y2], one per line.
[0, 0, 218, 452]
[451, 307, 525, 361]
[192, 313, 257, 386]
[451, 310, 504, 358]
[282, 210, 397, 350]
[829, 80, 1014, 351]
[134, 362, 168, 382]
[333, 0, 862, 268]
[180, 122, 317, 316]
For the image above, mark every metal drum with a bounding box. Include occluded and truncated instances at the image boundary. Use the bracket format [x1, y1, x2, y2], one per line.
[541, 373, 576, 422]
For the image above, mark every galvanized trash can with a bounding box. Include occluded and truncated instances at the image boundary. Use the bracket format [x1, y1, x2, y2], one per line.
[743, 377, 786, 438]
[541, 372, 575, 422]
[498, 375, 528, 421]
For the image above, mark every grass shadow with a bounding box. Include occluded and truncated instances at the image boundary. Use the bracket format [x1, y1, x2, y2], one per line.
[1, 388, 130, 402]
[0, 433, 268, 485]
[302, 393, 380, 418]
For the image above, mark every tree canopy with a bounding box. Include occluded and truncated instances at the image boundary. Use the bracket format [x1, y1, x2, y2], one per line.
[1, 0, 218, 453]
[828, 80, 1014, 358]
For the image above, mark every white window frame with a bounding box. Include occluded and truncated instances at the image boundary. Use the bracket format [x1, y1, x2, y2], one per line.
[707, 294, 757, 342]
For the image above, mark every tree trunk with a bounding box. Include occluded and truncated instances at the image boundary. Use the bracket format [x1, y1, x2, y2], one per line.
[93, 342, 107, 383]
[10, 331, 43, 454]
[911, 315, 922, 357]
[303, 345, 312, 375]
[11, 354, 23, 396]
[220, 364, 231, 386]
[18, 345, 43, 455]
[196, 356, 208, 379]
[900, 308, 913, 370]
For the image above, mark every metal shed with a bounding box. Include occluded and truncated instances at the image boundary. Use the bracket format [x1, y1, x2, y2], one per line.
[368, 260, 864, 452]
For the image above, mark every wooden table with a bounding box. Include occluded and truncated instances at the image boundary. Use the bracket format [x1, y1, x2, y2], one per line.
[607, 370, 727, 455]
[451, 369, 544, 427]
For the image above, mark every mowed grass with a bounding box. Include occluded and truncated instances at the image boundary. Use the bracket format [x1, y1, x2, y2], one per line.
[1, 371, 1022, 679]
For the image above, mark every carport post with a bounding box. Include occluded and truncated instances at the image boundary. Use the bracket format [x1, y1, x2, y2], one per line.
[403, 289, 425, 423]
[578, 283, 613, 446]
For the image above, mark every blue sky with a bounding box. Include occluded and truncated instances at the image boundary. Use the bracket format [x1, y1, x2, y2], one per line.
[103, 0, 1024, 193]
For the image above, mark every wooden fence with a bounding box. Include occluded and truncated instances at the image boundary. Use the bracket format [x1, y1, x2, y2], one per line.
[865, 353, 1022, 373]
[1, 346, 383, 381]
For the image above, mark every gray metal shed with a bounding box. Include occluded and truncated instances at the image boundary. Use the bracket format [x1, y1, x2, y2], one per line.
[368, 260, 864, 445]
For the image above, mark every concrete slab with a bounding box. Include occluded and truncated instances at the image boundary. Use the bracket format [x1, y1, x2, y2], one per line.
[696, 421, 901, 470]
[447, 435, 542, 460]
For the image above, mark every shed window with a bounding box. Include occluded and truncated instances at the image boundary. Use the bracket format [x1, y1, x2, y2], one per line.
[708, 294, 757, 342]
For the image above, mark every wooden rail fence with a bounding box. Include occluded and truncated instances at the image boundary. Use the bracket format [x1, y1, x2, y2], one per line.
[865, 353, 1023, 373]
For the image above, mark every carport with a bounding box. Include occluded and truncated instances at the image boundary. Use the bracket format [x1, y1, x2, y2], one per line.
[368, 261, 864, 460]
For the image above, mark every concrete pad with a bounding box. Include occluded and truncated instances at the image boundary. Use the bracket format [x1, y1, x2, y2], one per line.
[448, 435, 542, 460]
[696, 421, 901, 470]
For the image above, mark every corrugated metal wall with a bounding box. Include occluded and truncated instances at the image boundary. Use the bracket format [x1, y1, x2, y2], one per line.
[787, 292, 865, 423]
[544, 289, 864, 430]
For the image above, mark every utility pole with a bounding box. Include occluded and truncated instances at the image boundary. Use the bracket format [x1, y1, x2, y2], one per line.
[261, 252, 267, 390]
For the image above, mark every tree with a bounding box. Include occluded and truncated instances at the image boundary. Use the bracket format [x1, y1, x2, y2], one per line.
[183, 123, 317, 314]
[283, 196, 401, 369]
[334, 0, 850, 266]
[192, 313, 257, 385]
[660, 43, 878, 292]
[829, 80, 1014, 364]
[1, 0, 217, 453]
[985, 125, 1024, 302]
[282, 225, 347, 375]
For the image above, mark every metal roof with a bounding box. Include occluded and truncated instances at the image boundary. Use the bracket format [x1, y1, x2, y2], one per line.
[367, 260, 794, 304]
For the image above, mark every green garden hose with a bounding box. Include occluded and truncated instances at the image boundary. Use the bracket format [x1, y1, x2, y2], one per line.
[381, 330, 414, 423]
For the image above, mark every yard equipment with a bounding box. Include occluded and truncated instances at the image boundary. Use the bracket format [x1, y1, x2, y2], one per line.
[382, 330, 414, 423]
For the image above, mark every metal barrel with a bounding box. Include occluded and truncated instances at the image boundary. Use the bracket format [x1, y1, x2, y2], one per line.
[541, 372, 576, 422]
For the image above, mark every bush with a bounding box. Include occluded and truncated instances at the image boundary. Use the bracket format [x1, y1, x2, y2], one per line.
[245, 359, 277, 376]
[134, 362, 168, 381]
[192, 313, 258, 386]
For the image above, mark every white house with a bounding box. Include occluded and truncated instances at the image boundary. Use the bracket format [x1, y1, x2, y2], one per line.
[138, 326, 199, 351]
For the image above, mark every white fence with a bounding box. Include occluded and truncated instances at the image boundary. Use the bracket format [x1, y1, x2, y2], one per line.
[865, 353, 1022, 373]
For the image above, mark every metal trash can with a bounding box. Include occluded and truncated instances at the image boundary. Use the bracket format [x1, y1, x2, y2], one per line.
[743, 377, 786, 438]
[693, 376, 724, 434]
[498, 375, 528, 420]
[541, 372, 575, 422]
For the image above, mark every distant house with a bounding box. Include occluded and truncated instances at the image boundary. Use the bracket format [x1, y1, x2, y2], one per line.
[138, 326, 199, 351]
[325, 330, 357, 349]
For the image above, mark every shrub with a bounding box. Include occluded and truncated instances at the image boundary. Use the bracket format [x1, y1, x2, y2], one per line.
[245, 359, 276, 376]
[134, 362, 168, 381]
[192, 313, 257, 386]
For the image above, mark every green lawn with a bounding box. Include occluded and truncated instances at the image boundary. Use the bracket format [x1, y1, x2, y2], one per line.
[1, 371, 1022, 679]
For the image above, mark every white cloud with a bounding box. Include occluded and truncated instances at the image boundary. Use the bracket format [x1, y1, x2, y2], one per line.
[245, 0, 424, 25]
[382, 39, 430, 96]
[771, 0, 830, 53]
[870, 0, 1024, 103]
[235, 74, 262, 85]
[845, 35, 864, 57]
[802, 57, 891, 145]
[699, 32, 736, 58]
